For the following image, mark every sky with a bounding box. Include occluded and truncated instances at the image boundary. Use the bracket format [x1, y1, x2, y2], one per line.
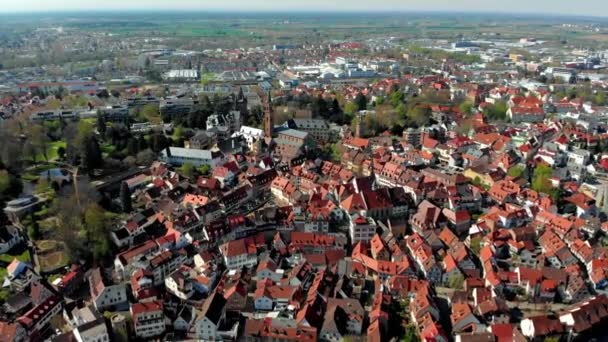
[1, 0, 607, 17]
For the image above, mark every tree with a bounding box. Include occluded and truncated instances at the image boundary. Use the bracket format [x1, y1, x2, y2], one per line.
[483, 101, 508, 121]
[0, 170, 23, 199]
[84, 203, 111, 260]
[507, 165, 525, 179]
[344, 102, 359, 115]
[470, 236, 482, 255]
[57, 146, 66, 160]
[447, 273, 465, 289]
[459, 101, 474, 116]
[531, 163, 553, 195]
[149, 133, 169, 153]
[141, 104, 161, 124]
[97, 89, 110, 99]
[354, 93, 367, 111]
[120, 182, 132, 213]
[81, 135, 103, 172]
[407, 106, 431, 127]
[29, 124, 50, 162]
[389, 90, 404, 108]
[178, 163, 196, 179]
[97, 112, 107, 139]
[198, 164, 211, 175]
[136, 149, 156, 166]
[596, 92, 606, 106]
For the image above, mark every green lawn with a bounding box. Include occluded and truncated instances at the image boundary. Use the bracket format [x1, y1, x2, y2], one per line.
[0, 249, 31, 263]
[34, 141, 66, 162]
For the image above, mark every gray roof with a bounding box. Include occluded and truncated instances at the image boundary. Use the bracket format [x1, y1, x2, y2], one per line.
[161, 147, 216, 160]
[278, 129, 308, 140]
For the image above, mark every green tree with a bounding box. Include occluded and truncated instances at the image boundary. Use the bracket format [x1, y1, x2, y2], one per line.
[344, 102, 359, 115]
[84, 203, 111, 260]
[483, 101, 508, 121]
[531, 163, 553, 195]
[507, 165, 525, 178]
[81, 135, 103, 172]
[355, 93, 367, 111]
[149, 133, 169, 153]
[470, 236, 482, 255]
[120, 182, 132, 213]
[197, 164, 211, 175]
[407, 106, 431, 127]
[29, 124, 50, 162]
[0, 170, 23, 198]
[97, 112, 107, 139]
[389, 90, 404, 108]
[447, 273, 465, 289]
[141, 104, 161, 124]
[179, 163, 196, 179]
[459, 101, 474, 116]
[596, 92, 606, 106]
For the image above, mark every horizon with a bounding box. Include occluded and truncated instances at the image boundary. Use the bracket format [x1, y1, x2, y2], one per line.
[0, 9, 606, 21]
[1, 0, 607, 19]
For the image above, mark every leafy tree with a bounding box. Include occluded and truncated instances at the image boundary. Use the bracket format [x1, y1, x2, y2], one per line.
[407, 106, 431, 127]
[127, 137, 140, 156]
[198, 164, 211, 175]
[178, 163, 196, 178]
[97, 112, 107, 138]
[483, 101, 508, 121]
[447, 274, 465, 289]
[97, 89, 110, 99]
[459, 101, 474, 116]
[389, 90, 404, 108]
[84, 203, 111, 260]
[57, 146, 66, 160]
[390, 123, 404, 137]
[596, 92, 606, 106]
[531, 163, 553, 195]
[470, 236, 482, 255]
[29, 124, 50, 162]
[149, 133, 169, 153]
[507, 165, 525, 178]
[141, 104, 161, 124]
[0, 170, 23, 198]
[133, 150, 153, 166]
[120, 182, 132, 213]
[81, 135, 103, 172]
[355, 93, 367, 111]
[344, 102, 359, 115]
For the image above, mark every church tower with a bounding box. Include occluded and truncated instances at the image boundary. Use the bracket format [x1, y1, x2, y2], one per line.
[263, 91, 274, 140]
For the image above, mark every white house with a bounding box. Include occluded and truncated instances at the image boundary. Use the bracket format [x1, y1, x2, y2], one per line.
[219, 238, 258, 270]
[131, 301, 166, 339]
[195, 293, 227, 341]
[0, 225, 23, 254]
[173, 305, 195, 332]
[89, 268, 128, 311]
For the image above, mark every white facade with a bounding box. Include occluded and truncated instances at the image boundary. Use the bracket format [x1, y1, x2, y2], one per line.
[132, 309, 165, 338]
[93, 284, 127, 311]
[159, 147, 224, 168]
[224, 252, 257, 270]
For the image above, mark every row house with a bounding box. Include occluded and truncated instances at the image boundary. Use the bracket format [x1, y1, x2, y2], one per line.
[131, 300, 166, 339]
[253, 282, 301, 311]
[148, 249, 189, 286]
[219, 237, 258, 270]
[89, 268, 128, 311]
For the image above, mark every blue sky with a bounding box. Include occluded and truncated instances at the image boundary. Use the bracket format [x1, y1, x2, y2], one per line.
[2, 0, 607, 17]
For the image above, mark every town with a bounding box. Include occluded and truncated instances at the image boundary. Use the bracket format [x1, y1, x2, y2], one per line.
[1, 9, 608, 342]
